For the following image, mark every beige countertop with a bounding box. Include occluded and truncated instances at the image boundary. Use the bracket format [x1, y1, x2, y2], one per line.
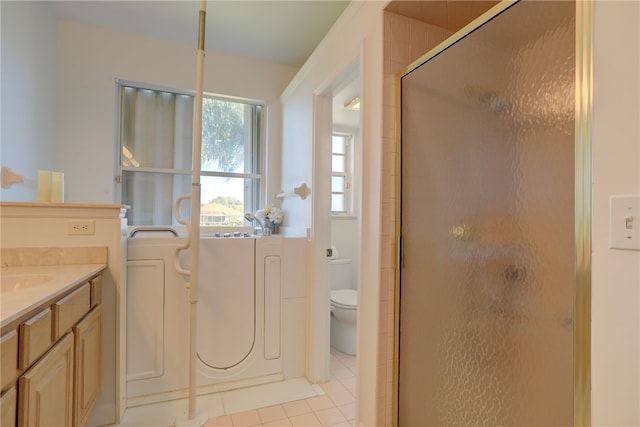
[0, 263, 106, 330]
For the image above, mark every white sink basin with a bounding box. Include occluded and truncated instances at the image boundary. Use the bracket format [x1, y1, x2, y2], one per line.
[1, 274, 53, 293]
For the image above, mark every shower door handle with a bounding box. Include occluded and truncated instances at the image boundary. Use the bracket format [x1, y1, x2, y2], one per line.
[398, 235, 405, 269]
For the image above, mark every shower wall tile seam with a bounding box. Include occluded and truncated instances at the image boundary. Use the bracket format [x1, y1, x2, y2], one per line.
[390, 40, 410, 64]
[410, 24, 428, 61]
[381, 243, 396, 270]
[383, 76, 396, 107]
[385, 149, 398, 162]
[383, 105, 397, 140]
[382, 151, 395, 174]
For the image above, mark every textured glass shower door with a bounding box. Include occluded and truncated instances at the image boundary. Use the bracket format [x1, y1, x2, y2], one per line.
[399, 1, 577, 425]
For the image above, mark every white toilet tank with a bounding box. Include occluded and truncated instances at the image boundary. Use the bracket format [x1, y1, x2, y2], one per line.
[330, 258, 352, 290]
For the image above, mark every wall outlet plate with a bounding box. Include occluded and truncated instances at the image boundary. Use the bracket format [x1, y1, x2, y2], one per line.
[610, 195, 640, 251]
[68, 220, 95, 235]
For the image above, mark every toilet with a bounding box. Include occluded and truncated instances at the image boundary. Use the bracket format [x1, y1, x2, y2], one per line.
[330, 258, 357, 355]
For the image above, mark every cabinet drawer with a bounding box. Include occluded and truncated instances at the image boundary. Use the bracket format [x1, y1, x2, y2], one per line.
[1, 387, 17, 427]
[1, 330, 18, 391]
[90, 275, 102, 307]
[19, 308, 52, 370]
[52, 283, 91, 341]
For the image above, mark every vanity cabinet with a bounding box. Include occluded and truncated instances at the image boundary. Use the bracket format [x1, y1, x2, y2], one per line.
[1, 273, 103, 427]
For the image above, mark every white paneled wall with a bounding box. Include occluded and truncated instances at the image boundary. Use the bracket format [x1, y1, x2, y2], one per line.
[282, 237, 308, 379]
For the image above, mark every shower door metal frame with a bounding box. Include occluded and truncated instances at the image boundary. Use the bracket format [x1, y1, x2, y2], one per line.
[392, 1, 593, 425]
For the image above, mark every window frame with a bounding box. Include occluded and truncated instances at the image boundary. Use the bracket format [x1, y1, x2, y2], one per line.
[115, 79, 265, 226]
[331, 132, 354, 217]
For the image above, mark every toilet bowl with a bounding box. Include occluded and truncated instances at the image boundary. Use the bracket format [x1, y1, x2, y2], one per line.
[330, 259, 357, 355]
[330, 289, 357, 355]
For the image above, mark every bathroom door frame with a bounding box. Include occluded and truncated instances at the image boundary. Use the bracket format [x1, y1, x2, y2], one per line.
[392, 0, 593, 425]
[309, 56, 363, 383]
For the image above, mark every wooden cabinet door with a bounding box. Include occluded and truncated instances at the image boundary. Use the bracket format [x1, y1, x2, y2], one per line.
[1, 387, 17, 427]
[1, 330, 18, 391]
[73, 305, 102, 427]
[19, 333, 74, 427]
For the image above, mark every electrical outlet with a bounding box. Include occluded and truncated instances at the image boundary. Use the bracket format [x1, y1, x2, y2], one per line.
[68, 220, 95, 235]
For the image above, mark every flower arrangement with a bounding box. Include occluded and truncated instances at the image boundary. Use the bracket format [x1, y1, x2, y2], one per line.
[255, 205, 284, 225]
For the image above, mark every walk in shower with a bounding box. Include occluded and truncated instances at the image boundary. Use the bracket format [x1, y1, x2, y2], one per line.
[397, 1, 590, 425]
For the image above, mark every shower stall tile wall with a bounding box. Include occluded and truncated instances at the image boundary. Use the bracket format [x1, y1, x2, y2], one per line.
[379, 10, 455, 426]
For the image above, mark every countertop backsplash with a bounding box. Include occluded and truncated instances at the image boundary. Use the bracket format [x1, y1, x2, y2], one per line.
[1, 246, 107, 268]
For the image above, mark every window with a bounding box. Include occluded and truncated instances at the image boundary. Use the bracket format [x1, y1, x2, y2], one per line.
[117, 82, 262, 226]
[331, 133, 353, 215]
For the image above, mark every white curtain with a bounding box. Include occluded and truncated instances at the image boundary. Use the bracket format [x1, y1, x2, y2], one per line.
[122, 88, 193, 225]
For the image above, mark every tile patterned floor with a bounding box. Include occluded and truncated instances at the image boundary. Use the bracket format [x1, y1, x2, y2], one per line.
[204, 348, 356, 427]
[116, 348, 356, 427]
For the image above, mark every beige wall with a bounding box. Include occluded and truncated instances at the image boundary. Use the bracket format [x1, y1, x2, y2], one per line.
[55, 20, 297, 206]
[592, 1, 640, 425]
[0, 1, 57, 201]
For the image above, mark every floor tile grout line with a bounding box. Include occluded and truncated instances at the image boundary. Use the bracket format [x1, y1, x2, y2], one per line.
[206, 348, 355, 427]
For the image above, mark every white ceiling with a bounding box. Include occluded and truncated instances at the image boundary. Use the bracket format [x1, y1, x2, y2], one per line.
[51, 0, 350, 68]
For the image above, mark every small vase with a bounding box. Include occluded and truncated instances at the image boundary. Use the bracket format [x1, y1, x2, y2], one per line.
[272, 223, 280, 235]
[267, 219, 277, 235]
[263, 218, 272, 236]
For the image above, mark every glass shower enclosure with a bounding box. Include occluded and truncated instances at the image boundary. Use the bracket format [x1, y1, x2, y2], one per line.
[398, 1, 590, 425]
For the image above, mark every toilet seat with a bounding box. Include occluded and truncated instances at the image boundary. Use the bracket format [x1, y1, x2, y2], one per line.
[330, 289, 357, 309]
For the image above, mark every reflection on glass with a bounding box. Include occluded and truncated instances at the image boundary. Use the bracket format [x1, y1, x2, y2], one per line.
[399, 1, 576, 426]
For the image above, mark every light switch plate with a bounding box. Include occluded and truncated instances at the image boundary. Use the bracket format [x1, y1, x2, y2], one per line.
[610, 195, 640, 251]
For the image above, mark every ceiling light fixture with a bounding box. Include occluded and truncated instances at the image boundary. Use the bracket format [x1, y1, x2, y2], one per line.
[344, 96, 360, 111]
